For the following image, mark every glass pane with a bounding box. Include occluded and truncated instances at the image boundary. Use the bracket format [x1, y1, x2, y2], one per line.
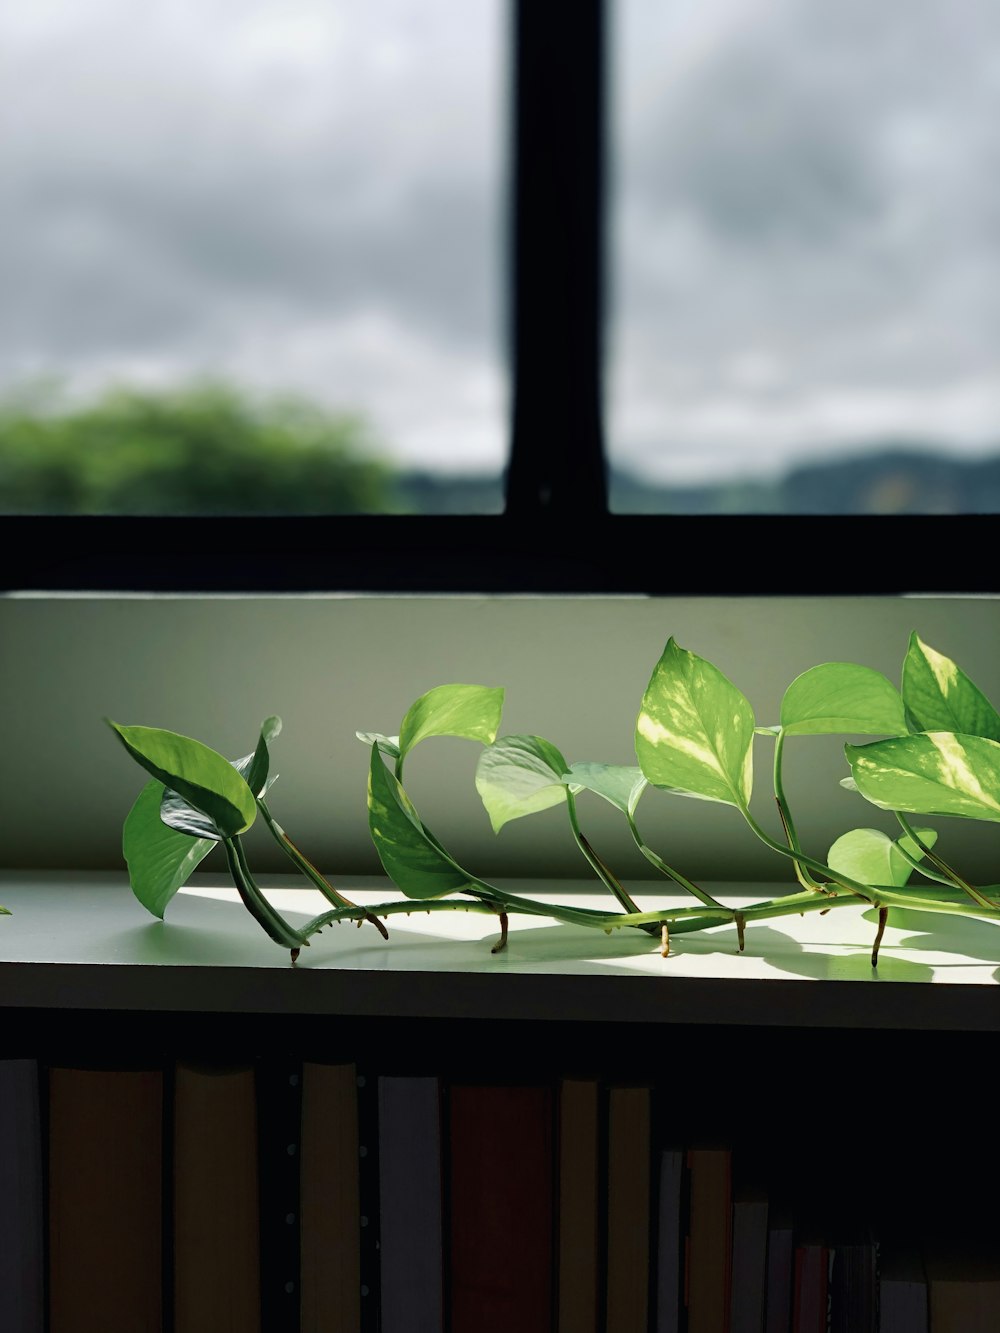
[609, 0, 1000, 514]
[0, 0, 507, 514]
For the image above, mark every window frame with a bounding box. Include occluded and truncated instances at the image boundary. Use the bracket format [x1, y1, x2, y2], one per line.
[1, 0, 995, 597]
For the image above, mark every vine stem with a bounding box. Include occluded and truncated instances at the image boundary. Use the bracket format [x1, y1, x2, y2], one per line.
[625, 807, 729, 911]
[257, 798, 389, 939]
[565, 789, 655, 930]
[772, 729, 826, 891]
[223, 836, 309, 950]
[893, 812, 998, 910]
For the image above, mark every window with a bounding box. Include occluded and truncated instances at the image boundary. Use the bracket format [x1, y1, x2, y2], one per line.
[2, 0, 994, 595]
[608, 0, 1000, 520]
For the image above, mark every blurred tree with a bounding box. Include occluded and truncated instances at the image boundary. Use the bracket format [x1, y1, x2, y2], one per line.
[0, 380, 392, 514]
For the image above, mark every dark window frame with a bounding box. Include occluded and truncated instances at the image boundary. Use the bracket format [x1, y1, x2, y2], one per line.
[2, 0, 994, 596]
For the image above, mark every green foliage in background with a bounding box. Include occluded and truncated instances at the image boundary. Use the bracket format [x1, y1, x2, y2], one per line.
[0, 380, 391, 514]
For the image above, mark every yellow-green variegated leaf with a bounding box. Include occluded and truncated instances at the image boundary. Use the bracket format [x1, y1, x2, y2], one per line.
[476, 735, 572, 833]
[108, 721, 257, 837]
[846, 731, 1000, 822]
[780, 662, 906, 736]
[565, 762, 648, 816]
[827, 826, 938, 889]
[398, 684, 504, 763]
[367, 745, 477, 900]
[635, 638, 754, 808]
[356, 731, 401, 761]
[902, 633, 1000, 740]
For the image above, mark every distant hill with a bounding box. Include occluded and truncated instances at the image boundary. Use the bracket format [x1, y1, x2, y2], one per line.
[396, 445, 1000, 515]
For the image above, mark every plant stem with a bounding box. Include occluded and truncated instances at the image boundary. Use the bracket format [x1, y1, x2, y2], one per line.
[223, 836, 309, 950]
[565, 789, 650, 923]
[300, 877, 1000, 950]
[772, 729, 826, 891]
[257, 798, 389, 939]
[740, 806, 877, 903]
[625, 808, 729, 911]
[893, 812, 999, 910]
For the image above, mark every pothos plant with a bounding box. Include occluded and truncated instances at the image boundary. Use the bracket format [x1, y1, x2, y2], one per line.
[108, 631, 1000, 967]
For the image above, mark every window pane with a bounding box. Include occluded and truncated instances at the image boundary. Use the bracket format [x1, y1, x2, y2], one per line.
[609, 0, 1000, 514]
[1, 0, 507, 514]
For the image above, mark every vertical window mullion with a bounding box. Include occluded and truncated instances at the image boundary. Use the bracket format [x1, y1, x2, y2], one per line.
[506, 0, 607, 520]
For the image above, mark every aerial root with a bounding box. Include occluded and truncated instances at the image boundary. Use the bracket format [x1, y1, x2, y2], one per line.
[491, 911, 509, 954]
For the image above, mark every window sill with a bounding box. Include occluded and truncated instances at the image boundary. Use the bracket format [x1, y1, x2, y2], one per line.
[2, 871, 999, 1030]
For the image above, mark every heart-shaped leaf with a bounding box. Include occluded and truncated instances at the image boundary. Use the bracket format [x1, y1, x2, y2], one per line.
[780, 662, 906, 736]
[902, 633, 1000, 740]
[123, 780, 216, 918]
[159, 720, 280, 840]
[356, 731, 402, 761]
[635, 638, 754, 808]
[846, 731, 1000, 822]
[565, 762, 648, 816]
[108, 721, 257, 837]
[475, 734, 572, 832]
[368, 745, 479, 899]
[827, 826, 938, 889]
[398, 684, 504, 763]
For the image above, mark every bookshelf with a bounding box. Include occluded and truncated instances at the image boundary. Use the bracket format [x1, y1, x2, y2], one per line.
[4, 870, 1000, 1331]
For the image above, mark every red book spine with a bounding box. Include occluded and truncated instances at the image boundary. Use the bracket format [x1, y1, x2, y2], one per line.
[448, 1084, 554, 1333]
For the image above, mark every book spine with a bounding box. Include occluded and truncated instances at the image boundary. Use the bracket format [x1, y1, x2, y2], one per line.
[605, 1085, 651, 1333]
[0, 1059, 44, 1333]
[172, 1061, 259, 1333]
[378, 1075, 444, 1333]
[299, 1061, 362, 1333]
[48, 1064, 164, 1333]
[556, 1078, 600, 1333]
[447, 1083, 555, 1333]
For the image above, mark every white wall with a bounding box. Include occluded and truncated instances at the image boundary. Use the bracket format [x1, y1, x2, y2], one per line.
[3, 593, 998, 886]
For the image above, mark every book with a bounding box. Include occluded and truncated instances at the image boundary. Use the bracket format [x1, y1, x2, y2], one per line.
[605, 1084, 651, 1333]
[791, 1239, 829, 1333]
[172, 1060, 259, 1333]
[0, 1059, 44, 1333]
[299, 1061, 361, 1333]
[729, 1182, 769, 1333]
[763, 1206, 794, 1333]
[877, 1238, 928, 1333]
[556, 1078, 600, 1333]
[685, 1145, 733, 1333]
[926, 1244, 1000, 1331]
[827, 1228, 876, 1333]
[47, 1064, 163, 1333]
[654, 1147, 685, 1333]
[447, 1082, 554, 1333]
[378, 1075, 444, 1333]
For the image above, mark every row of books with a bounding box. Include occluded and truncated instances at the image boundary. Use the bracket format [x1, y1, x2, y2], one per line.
[1, 1057, 996, 1331]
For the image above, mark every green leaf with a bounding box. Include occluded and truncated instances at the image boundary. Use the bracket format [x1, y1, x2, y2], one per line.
[397, 684, 504, 761]
[475, 734, 572, 833]
[122, 780, 215, 918]
[565, 762, 648, 816]
[827, 826, 938, 889]
[356, 731, 401, 761]
[902, 633, 1000, 740]
[244, 715, 281, 797]
[160, 719, 281, 840]
[780, 662, 906, 736]
[108, 721, 257, 837]
[367, 745, 479, 899]
[635, 638, 754, 808]
[846, 731, 1000, 822]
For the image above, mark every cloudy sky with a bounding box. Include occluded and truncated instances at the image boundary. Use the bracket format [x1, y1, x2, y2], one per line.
[3, 0, 999, 488]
